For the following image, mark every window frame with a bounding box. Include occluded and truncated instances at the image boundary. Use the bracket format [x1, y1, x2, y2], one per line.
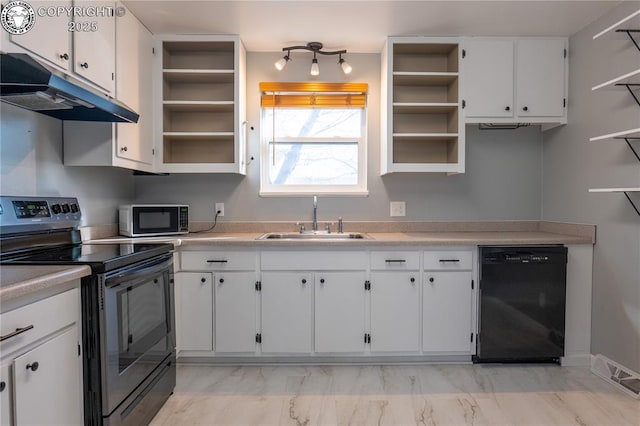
[259, 104, 368, 197]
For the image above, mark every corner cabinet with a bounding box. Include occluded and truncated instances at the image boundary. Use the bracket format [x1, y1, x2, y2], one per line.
[381, 37, 465, 174]
[153, 35, 247, 174]
[461, 37, 568, 125]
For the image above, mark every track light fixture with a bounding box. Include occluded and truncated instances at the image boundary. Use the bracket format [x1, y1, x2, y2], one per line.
[274, 42, 352, 76]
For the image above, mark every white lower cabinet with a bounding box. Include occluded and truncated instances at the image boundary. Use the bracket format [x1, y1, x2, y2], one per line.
[0, 364, 9, 425]
[214, 272, 257, 353]
[176, 272, 213, 352]
[13, 327, 82, 426]
[261, 272, 312, 354]
[370, 272, 420, 353]
[423, 271, 474, 353]
[315, 272, 367, 353]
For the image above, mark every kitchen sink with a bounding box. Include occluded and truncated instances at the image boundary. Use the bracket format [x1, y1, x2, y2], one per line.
[257, 232, 371, 240]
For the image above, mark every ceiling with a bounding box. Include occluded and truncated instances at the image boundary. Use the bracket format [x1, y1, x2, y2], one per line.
[123, 1, 623, 53]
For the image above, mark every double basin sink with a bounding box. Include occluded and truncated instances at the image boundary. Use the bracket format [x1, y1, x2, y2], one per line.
[257, 232, 371, 240]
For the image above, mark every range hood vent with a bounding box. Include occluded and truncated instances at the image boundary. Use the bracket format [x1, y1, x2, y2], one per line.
[0, 53, 139, 123]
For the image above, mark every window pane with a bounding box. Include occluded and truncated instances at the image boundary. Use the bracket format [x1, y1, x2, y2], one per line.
[263, 108, 362, 139]
[269, 142, 358, 185]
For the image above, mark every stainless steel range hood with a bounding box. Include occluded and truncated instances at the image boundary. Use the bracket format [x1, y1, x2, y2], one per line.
[0, 53, 139, 123]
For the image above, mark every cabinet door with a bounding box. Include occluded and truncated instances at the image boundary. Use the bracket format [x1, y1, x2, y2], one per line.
[423, 271, 473, 353]
[261, 272, 312, 354]
[115, 3, 154, 165]
[0, 364, 10, 425]
[462, 39, 514, 118]
[370, 272, 420, 353]
[176, 272, 213, 352]
[315, 272, 366, 353]
[214, 272, 256, 353]
[72, 1, 116, 93]
[516, 39, 566, 118]
[9, 0, 72, 71]
[13, 327, 82, 426]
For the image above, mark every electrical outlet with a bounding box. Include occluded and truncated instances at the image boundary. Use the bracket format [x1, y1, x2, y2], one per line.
[390, 201, 406, 217]
[215, 203, 225, 217]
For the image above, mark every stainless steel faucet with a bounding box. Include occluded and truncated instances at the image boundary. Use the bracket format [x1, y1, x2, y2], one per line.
[312, 195, 318, 231]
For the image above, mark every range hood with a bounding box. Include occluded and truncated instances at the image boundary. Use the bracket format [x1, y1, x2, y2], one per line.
[0, 53, 139, 123]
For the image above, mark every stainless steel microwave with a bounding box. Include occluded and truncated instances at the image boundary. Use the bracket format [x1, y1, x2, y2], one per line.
[119, 204, 189, 237]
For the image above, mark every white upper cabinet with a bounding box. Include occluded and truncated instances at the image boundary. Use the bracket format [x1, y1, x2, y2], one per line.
[72, 1, 116, 93]
[461, 39, 514, 118]
[462, 37, 567, 124]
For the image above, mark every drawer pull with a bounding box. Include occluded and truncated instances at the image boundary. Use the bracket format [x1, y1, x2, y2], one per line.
[410, 277, 415, 283]
[429, 277, 435, 283]
[200, 277, 206, 283]
[439, 259, 460, 263]
[26, 362, 39, 372]
[206, 260, 228, 263]
[385, 259, 406, 263]
[0, 325, 34, 342]
[301, 279, 307, 284]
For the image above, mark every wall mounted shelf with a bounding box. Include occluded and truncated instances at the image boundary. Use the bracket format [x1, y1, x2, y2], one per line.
[588, 188, 640, 216]
[593, 9, 640, 42]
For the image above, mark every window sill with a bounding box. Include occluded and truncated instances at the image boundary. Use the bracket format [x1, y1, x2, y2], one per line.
[259, 190, 369, 197]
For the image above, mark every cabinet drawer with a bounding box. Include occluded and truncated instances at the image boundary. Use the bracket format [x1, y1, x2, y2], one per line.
[261, 251, 367, 270]
[181, 251, 256, 271]
[424, 250, 473, 270]
[0, 288, 79, 356]
[370, 251, 420, 270]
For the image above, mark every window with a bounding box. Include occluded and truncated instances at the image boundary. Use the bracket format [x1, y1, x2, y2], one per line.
[260, 83, 368, 196]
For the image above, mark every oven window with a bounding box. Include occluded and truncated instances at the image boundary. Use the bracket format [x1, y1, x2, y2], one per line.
[117, 274, 168, 372]
[138, 212, 171, 229]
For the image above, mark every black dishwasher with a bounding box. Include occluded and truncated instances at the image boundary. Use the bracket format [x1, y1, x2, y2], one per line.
[474, 245, 568, 364]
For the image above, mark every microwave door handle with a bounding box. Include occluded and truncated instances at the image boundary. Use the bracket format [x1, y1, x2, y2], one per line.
[106, 255, 173, 287]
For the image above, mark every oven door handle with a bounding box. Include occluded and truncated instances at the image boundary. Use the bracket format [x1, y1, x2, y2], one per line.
[106, 254, 173, 288]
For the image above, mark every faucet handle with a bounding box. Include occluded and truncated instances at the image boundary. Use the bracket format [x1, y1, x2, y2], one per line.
[325, 222, 334, 233]
[338, 217, 343, 234]
[296, 222, 306, 233]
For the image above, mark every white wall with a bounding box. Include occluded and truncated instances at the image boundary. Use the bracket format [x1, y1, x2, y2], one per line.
[0, 104, 135, 225]
[135, 52, 544, 223]
[542, 2, 640, 372]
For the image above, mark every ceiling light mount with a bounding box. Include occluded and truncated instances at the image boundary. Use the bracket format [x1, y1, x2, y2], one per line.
[274, 41, 352, 76]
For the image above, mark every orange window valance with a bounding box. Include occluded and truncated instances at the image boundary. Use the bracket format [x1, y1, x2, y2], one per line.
[260, 82, 368, 108]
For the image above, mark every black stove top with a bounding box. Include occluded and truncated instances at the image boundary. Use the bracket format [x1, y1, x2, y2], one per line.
[1, 243, 174, 273]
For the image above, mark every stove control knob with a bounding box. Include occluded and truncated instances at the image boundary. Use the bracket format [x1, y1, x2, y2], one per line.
[70, 203, 79, 213]
[51, 204, 62, 214]
[61, 204, 70, 214]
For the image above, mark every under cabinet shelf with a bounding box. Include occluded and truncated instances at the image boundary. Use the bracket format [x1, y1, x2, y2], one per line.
[392, 103, 458, 113]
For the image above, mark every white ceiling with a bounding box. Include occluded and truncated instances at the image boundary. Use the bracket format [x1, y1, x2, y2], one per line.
[123, 0, 623, 53]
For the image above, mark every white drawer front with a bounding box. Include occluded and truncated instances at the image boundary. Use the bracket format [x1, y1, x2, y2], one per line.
[261, 251, 367, 270]
[424, 250, 473, 270]
[181, 251, 256, 271]
[370, 251, 420, 270]
[0, 288, 78, 356]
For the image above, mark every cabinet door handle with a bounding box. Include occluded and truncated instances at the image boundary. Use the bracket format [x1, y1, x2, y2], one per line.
[429, 277, 435, 283]
[0, 325, 34, 342]
[301, 279, 307, 284]
[219, 278, 224, 284]
[26, 362, 39, 372]
[207, 260, 228, 263]
[80, 62, 89, 69]
[200, 277, 206, 283]
[0, 381, 5, 392]
[410, 277, 415, 283]
[505, 106, 511, 111]
[120, 146, 128, 152]
[59, 53, 69, 60]
[522, 106, 529, 112]
[320, 278, 325, 284]
[385, 259, 406, 263]
[439, 259, 460, 263]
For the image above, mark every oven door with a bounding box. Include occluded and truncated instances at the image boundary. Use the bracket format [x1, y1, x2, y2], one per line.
[101, 253, 175, 416]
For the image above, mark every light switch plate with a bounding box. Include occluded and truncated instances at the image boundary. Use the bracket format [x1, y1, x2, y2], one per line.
[390, 201, 406, 217]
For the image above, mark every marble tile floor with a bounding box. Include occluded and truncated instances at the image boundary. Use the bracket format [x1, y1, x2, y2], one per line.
[151, 364, 640, 426]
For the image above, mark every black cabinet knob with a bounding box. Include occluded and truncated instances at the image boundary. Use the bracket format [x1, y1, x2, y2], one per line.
[153, 278, 158, 284]
[120, 146, 128, 152]
[219, 278, 224, 284]
[201, 277, 206, 283]
[522, 106, 528, 112]
[301, 279, 307, 284]
[60, 53, 69, 60]
[320, 278, 325, 284]
[410, 277, 415, 283]
[429, 277, 434, 283]
[0, 381, 5, 392]
[80, 62, 89, 69]
[26, 362, 39, 371]
[505, 106, 511, 111]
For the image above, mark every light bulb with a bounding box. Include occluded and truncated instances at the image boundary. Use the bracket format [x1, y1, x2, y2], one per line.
[340, 58, 352, 74]
[274, 55, 289, 71]
[310, 58, 319, 76]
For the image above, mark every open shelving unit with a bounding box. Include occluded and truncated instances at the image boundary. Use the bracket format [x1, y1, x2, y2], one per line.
[156, 36, 246, 173]
[589, 9, 640, 217]
[381, 37, 464, 174]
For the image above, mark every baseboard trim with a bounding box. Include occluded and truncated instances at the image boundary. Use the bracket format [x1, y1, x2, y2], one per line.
[591, 354, 640, 399]
[561, 353, 593, 366]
